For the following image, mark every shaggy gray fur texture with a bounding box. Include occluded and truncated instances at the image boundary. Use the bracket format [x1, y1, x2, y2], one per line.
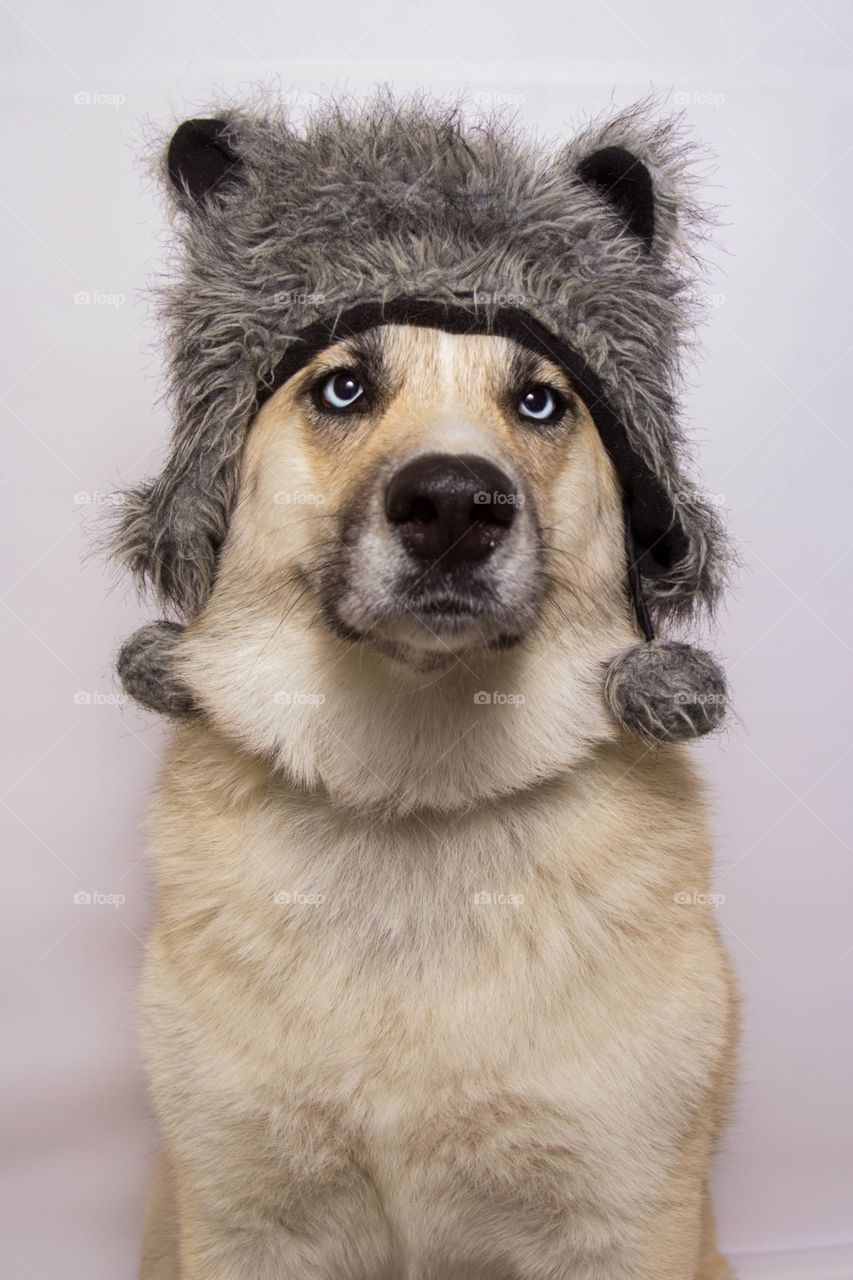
[111, 92, 727, 623]
[604, 640, 727, 742]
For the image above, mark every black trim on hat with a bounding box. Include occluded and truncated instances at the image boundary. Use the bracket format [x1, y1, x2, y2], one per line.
[623, 496, 655, 641]
[258, 297, 687, 590]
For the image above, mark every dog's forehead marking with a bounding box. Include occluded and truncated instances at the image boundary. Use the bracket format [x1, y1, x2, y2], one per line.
[425, 329, 497, 455]
[437, 329, 456, 394]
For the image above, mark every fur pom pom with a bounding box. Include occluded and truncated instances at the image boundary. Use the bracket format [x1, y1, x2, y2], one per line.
[116, 622, 195, 718]
[604, 640, 727, 743]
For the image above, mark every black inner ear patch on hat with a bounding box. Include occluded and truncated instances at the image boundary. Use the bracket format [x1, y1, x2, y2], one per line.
[167, 118, 242, 203]
[577, 146, 655, 249]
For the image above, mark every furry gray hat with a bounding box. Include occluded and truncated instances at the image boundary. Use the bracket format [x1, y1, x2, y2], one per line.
[115, 93, 729, 743]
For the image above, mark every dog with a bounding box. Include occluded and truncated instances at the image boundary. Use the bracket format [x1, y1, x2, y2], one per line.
[136, 319, 738, 1279]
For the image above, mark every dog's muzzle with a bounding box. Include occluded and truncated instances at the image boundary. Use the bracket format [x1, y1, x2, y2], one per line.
[323, 450, 540, 656]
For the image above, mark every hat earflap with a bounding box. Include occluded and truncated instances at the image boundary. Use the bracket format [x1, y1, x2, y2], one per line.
[604, 506, 727, 744]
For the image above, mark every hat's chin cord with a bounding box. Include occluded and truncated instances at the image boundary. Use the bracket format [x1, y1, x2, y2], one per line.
[601, 499, 728, 744]
[623, 497, 655, 644]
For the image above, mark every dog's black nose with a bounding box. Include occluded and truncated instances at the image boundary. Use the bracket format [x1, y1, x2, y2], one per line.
[385, 454, 519, 565]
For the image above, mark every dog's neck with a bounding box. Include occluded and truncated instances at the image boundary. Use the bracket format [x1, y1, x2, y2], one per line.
[163, 710, 705, 983]
[167, 613, 708, 973]
[178, 606, 639, 815]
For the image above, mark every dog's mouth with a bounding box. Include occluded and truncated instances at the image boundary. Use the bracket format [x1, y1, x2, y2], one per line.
[406, 583, 496, 619]
[318, 561, 541, 659]
[396, 583, 523, 645]
[414, 595, 480, 619]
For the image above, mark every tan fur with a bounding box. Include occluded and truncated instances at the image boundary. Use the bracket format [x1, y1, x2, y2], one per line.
[139, 327, 738, 1278]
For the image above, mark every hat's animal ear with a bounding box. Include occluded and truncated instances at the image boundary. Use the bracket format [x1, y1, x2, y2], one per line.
[167, 118, 242, 203]
[576, 145, 655, 249]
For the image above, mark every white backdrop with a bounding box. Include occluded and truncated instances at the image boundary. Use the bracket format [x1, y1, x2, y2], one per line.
[2, 1, 852, 1276]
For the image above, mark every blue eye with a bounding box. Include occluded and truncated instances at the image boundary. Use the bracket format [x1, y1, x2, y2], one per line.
[321, 371, 364, 410]
[518, 384, 559, 422]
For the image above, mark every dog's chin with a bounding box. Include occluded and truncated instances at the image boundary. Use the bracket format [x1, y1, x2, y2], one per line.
[328, 592, 533, 667]
[381, 611, 512, 660]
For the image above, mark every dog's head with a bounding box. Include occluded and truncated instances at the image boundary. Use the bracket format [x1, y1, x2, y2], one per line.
[175, 321, 640, 809]
[115, 102, 731, 785]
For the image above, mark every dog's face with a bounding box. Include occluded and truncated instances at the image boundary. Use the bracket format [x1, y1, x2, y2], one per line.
[232, 324, 624, 663]
[298, 324, 572, 662]
[179, 325, 640, 809]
